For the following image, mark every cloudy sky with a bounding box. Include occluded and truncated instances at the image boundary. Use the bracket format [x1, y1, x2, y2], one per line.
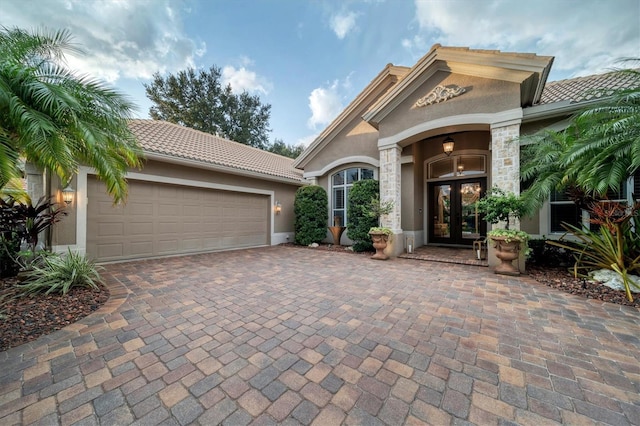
[3, 0, 639, 148]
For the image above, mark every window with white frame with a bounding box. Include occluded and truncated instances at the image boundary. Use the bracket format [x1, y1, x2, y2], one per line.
[549, 182, 630, 233]
[331, 167, 374, 227]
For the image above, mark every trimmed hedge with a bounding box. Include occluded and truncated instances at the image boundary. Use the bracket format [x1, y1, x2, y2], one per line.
[294, 185, 328, 245]
[347, 179, 378, 252]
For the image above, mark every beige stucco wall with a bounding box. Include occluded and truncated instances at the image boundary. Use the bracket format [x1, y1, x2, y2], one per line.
[378, 71, 521, 140]
[303, 119, 379, 173]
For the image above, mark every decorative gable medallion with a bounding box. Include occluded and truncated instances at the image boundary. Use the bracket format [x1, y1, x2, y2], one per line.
[414, 84, 466, 107]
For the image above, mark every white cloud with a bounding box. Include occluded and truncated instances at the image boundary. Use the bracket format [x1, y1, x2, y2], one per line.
[307, 80, 345, 130]
[222, 65, 272, 95]
[407, 0, 640, 79]
[1, 0, 205, 83]
[330, 11, 359, 39]
[297, 133, 320, 148]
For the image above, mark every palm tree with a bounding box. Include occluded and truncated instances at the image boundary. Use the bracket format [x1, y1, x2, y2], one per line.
[565, 67, 640, 194]
[0, 27, 143, 203]
[521, 64, 640, 210]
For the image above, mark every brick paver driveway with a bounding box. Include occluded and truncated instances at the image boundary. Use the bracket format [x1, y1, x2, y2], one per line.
[1, 246, 639, 425]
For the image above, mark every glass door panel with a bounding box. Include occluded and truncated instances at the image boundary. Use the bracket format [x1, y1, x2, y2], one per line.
[429, 178, 486, 245]
[460, 182, 482, 240]
[432, 184, 451, 239]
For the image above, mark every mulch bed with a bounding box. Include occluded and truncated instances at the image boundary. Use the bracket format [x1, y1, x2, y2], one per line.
[526, 265, 639, 308]
[0, 277, 109, 352]
[0, 246, 637, 352]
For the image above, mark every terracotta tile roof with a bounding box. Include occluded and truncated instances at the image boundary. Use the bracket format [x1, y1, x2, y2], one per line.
[539, 69, 639, 105]
[129, 119, 303, 182]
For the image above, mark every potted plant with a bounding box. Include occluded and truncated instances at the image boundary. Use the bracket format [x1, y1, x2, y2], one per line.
[477, 187, 529, 275]
[366, 195, 394, 260]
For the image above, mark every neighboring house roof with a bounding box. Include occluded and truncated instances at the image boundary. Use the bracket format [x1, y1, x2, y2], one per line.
[129, 119, 303, 184]
[538, 69, 640, 105]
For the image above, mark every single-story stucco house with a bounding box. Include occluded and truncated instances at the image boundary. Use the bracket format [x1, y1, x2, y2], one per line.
[29, 44, 638, 263]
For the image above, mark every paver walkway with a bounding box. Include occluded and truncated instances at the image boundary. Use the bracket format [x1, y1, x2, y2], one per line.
[0, 246, 639, 425]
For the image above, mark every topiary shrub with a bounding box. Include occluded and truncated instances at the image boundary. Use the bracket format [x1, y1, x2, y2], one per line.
[347, 179, 379, 252]
[294, 185, 328, 245]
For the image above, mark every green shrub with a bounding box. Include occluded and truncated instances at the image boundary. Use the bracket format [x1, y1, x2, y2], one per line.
[0, 196, 66, 277]
[347, 180, 379, 252]
[294, 185, 328, 245]
[527, 238, 575, 267]
[18, 250, 104, 295]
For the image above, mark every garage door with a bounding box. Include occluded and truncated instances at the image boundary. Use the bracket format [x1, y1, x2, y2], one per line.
[87, 177, 269, 262]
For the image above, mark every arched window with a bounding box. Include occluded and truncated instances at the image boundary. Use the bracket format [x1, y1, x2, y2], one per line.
[331, 167, 374, 226]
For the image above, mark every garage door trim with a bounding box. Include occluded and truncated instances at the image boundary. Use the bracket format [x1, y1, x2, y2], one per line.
[55, 166, 277, 257]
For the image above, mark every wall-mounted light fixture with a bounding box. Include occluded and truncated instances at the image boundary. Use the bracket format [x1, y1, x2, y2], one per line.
[442, 136, 455, 156]
[274, 200, 282, 215]
[457, 163, 464, 176]
[62, 185, 74, 205]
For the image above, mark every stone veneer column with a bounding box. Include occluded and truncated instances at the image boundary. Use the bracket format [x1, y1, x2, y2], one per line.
[490, 123, 521, 195]
[379, 145, 402, 233]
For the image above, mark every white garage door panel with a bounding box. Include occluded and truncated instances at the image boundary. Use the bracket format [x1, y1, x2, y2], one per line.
[87, 177, 269, 262]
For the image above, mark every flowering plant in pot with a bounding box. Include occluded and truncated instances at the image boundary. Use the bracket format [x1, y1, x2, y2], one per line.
[366, 195, 394, 260]
[476, 187, 529, 275]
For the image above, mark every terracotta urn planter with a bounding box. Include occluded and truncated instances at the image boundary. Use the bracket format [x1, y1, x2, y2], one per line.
[369, 230, 390, 260]
[328, 226, 346, 246]
[490, 235, 522, 275]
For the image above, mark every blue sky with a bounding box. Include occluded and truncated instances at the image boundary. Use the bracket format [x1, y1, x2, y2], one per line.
[4, 0, 639, 148]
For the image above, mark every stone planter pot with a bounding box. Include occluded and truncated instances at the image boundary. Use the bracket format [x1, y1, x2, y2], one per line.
[369, 231, 390, 260]
[490, 235, 522, 275]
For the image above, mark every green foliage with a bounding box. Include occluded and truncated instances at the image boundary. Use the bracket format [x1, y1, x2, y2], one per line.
[548, 202, 640, 302]
[18, 250, 104, 296]
[0, 196, 66, 276]
[487, 228, 529, 243]
[0, 236, 20, 278]
[0, 27, 143, 203]
[347, 180, 379, 252]
[267, 138, 304, 159]
[476, 187, 526, 230]
[144, 66, 272, 149]
[1, 196, 66, 252]
[521, 64, 640, 211]
[294, 186, 328, 245]
[369, 227, 393, 236]
[365, 194, 394, 227]
[527, 238, 575, 267]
